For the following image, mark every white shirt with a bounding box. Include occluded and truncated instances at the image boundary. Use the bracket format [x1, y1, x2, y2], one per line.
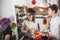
[50, 15, 60, 39]
[22, 20, 38, 33]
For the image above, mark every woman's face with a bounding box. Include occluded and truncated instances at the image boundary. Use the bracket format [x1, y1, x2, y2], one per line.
[48, 8, 53, 17]
[27, 13, 33, 21]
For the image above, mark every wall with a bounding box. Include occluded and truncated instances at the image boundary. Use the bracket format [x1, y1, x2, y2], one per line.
[15, 0, 26, 6]
[48, 0, 58, 5]
[0, 0, 26, 22]
[0, 0, 16, 20]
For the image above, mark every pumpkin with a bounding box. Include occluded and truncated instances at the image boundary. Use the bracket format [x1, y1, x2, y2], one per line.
[34, 30, 42, 39]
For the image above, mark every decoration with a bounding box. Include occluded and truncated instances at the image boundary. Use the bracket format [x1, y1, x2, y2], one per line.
[10, 23, 16, 31]
[43, 18, 47, 24]
[22, 3, 52, 10]
[31, 0, 36, 5]
[0, 16, 14, 32]
[22, 5, 27, 9]
[34, 30, 42, 40]
[33, 6, 49, 10]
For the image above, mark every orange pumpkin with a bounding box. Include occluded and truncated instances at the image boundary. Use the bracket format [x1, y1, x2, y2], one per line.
[34, 30, 42, 39]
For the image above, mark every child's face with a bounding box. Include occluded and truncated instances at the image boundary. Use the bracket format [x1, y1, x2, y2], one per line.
[27, 13, 33, 21]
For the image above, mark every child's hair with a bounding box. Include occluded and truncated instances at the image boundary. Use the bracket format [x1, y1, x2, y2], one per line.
[27, 8, 36, 15]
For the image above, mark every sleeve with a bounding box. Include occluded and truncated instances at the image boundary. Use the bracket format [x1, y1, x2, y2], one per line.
[58, 17, 60, 26]
[21, 21, 33, 37]
[22, 21, 26, 27]
[58, 17, 60, 35]
[59, 18, 60, 32]
[21, 21, 27, 33]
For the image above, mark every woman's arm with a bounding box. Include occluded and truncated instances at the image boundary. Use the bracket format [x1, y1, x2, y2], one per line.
[21, 21, 32, 37]
[46, 18, 50, 30]
[21, 26, 27, 34]
[21, 21, 27, 34]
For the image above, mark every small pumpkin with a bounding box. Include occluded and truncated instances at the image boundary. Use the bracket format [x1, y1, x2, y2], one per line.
[34, 30, 42, 39]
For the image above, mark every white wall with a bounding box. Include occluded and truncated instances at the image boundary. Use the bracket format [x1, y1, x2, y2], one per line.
[15, 0, 26, 6]
[48, 0, 58, 5]
[0, 0, 16, 20]
[0, 0, 26, 19]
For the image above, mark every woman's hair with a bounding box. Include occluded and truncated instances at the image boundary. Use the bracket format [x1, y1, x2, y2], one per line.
[26, 8, 36, 22]
[49, 4, 58, 13]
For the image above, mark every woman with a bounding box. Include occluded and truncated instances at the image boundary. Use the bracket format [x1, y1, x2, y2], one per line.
[21, 8, 38, 40]
[48, 4, 60, 40]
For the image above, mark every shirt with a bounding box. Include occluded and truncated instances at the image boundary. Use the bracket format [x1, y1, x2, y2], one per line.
[50, 15, 60, 39]
[21, 20, 38, 37]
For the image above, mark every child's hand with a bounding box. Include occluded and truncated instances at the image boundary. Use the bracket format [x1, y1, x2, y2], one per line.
[27, 29, 31, 33]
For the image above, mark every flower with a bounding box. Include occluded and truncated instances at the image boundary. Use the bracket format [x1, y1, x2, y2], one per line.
[0, 18, 11, 32]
